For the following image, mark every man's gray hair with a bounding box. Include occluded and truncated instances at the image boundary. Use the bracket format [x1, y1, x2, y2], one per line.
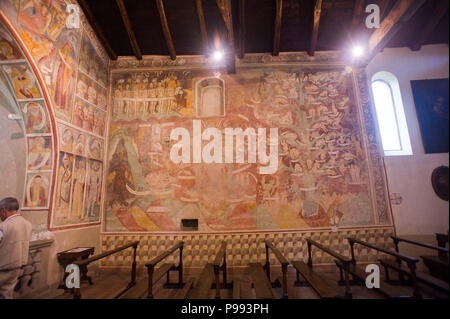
[0, 197, 20, 212]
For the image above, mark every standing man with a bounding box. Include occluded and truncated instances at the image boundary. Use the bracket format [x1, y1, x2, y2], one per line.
[0, 197, 32, 299]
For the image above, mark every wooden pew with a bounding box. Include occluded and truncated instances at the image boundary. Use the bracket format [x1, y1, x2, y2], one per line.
[292, 238, 351, 299]
[175, 277, 195, 299]
[264, 240, 289, 298]
[119, 241, 184, 299]
[190, 242, 230, 299]
[249, 262, 275, 299]
[334, 260, 412, 299]
[72, 241, 139, 299]
[190, 263, 215, 299]
[347, 237, 423, 298]
[391, 236, 449, 283]
[232, 278, 241, 299]
[436, 232, 449, 259]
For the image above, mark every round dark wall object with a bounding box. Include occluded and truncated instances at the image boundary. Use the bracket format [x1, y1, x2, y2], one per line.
[431, 166, 449, 201]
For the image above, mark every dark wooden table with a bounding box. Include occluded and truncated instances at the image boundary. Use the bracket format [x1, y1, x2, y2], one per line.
[57, 247, 95, 290]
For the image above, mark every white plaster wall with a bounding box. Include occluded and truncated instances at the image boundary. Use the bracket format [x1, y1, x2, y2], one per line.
[46, 226, 101, 289]
[367, 44, 449, 238]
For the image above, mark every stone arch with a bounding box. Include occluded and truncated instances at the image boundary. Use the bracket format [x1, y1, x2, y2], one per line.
[0, 14, 58, 215]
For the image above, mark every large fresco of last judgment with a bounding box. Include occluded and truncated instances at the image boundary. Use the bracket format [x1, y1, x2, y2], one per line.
[105, 67, 382, 232]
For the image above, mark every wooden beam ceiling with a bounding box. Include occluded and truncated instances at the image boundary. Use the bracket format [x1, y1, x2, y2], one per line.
[351, 0, 364, 30]
[308, 0, 323, 56]
[410, 0, 449, 51]
[238, 0, 245, 59]
[273, 0, 283, 56]
[155, 0, 176, 60]
[78, 0, 117, 60]
[216, 0, 236, 73]
[367, 0, 426, 62]
[116, 0, 142, 60]
[195, 0, 209, 55]
[377, 0, 392, 19]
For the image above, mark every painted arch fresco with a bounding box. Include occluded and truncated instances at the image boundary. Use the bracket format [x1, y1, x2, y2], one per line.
[0, 22, 55, 210]
[0, 0, 108, 229]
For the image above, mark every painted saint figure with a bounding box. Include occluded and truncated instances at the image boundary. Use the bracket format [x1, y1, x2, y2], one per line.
[56, 153, 73, 220]
[71, 157, 86, 220]
[28, 137, 51, 170]
[26, 174, 48, 208]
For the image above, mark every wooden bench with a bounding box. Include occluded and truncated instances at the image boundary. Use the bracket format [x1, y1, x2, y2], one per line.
[249, 263, 275, 299]
[190, 263, 215, 299]
[421, 255, 449, 282]
[379, 259, 449, 294]
[264, 240, 289, 298]
[436, 232, 449, 259]
[347, 237, 422, 298]
[391, 236, 449, 283]
[292, 238, 351, 299]
[71, 241, 139, 299]
[334, 260, 412, 298]
[119, 241, 185, 299]
[175, 277, 195, 299]
[190, 242, 230, 299]
[292, 261, 342, 299]
[232, 278, 241, 299]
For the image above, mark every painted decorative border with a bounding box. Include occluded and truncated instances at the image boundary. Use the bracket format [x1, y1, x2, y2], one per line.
[110, 51, 344, 70]
[353, 68, 392, 225]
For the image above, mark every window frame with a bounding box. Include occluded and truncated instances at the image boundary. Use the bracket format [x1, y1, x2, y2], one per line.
[371, 71, 412, 156]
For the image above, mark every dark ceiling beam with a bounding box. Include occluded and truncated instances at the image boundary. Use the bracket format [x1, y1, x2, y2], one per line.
[273, 0, 282, 56]
[116, 0, 142, 60]
[216, 0, 236, 73]
[78, 0, 117, 60]
[155, 0, 176, 60]
[308, 0, 323, 56]
[410, 0, 449, 51]
[195, 0, 209, 54]
[351, 0, 364, 30]
[238, 0, 245, 59]
[367, 0, 426, 61]
[377, 0, 392, 20]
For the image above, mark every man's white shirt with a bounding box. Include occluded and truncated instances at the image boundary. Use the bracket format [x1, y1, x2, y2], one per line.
[0, 214, 20, 244]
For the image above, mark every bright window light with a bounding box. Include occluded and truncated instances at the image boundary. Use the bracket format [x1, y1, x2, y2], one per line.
[372, 80, 402, 151]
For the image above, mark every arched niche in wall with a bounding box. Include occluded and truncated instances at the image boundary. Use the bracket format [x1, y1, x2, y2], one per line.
[195, 77, 225, 117]
[0, 17, 57, 213]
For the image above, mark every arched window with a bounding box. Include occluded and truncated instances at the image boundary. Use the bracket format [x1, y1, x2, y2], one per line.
[371, 71, 412, 156]
[195, 77, 225, 117]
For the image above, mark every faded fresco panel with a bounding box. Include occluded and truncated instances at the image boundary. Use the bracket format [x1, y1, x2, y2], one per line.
[0, 0, 81, 121]
[0, 23, 23, 60]
[27, 135, 52, 171]
[105, 67, 378, 232]
[20, 100, 51, 134]
[2, 63, 41, 99]
[51, 123, 103, 227]
[24, 172, 51, 209]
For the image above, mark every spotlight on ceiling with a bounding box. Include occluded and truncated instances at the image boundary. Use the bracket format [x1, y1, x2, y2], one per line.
[213, 50, 224, 61]
[352, 45, 364, 58]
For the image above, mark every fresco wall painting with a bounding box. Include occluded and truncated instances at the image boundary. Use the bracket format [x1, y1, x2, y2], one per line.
[104, 64, 390, 233]
[0, 1, 109, 229]
[53, 122, 103, 226]
[0, 23, 55, 210]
